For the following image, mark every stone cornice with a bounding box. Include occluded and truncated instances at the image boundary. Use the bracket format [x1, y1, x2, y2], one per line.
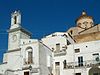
[7, 48, 21, 53]
[7, 27, 32, 36]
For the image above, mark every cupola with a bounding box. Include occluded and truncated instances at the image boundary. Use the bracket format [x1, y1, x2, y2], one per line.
[76, 11, 94, 30]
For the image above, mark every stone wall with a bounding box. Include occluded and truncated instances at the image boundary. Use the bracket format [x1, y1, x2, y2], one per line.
[74, 31, 100, 43]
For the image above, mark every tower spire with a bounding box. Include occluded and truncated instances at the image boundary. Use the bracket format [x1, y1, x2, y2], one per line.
[10, 10, 21, 29]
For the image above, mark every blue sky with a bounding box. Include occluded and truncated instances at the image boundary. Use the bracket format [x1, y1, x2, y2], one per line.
[0, 0, 100, 62]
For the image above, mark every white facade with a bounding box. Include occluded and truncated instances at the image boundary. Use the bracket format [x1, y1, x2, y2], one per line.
[0, 11, 100, 75]
[42, 33, 100, 75]
[0, 11, 52, 75]
[41, 11, 100, 75]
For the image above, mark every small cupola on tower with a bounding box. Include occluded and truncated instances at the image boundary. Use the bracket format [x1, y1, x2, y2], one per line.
[10, 10, 21, 29]
[76, 11, 94, 32]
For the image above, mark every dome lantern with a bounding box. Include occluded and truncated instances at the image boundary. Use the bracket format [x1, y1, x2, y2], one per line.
[76, 11, 94, 30]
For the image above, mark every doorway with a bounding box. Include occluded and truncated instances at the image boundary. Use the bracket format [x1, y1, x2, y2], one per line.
[75, 73, 81, 75]
[89, 67, 100, 75]
[24, 71, 29, 75]
[55, 62, 60, 75]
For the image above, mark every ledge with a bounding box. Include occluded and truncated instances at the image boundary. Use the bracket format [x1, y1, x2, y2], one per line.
[8, 27, 32, 36]
[54, 50, 66, 56]
[7, 48, 21, 53]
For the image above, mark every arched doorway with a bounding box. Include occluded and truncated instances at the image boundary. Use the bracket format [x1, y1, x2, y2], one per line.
[89, 67, 100, 75]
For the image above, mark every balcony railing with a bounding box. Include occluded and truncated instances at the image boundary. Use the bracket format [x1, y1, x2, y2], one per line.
[23, 58, 33, 65]
[65, 60, 100, 69]
[54, 49, 67, 56]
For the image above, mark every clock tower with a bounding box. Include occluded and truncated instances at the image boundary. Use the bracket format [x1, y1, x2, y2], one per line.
[8, 11, 31, 51]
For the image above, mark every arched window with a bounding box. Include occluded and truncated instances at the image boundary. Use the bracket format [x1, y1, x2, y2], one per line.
[14, 16, 17, 24]
[77, 23, 81, 27]
[25, 46, 33, 64]
[90, 22, 94, 27]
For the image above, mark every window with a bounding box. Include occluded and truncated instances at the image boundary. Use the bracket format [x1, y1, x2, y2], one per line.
[23, 42, 25, 44]
[90, 22, 94, 26]
[25, 47, 33, 64]
[55, 62, 60, 66]
[83, 21, 88, 25]
[24, 71, 29, 75]
[75, 73, 81, 75]
[55, 62, 60, 75]
[28, 51, 33, 64]
[56, 43, 60, 52]
[14, 16, 17, 24]
[62, 45, 67, 50]
[78, 56, 83, 66]
[77, 23, 81, 27]
[83, 21, 88, 29]
[70, 30, 73, 35]
[63, 60, 67, 69]
[52, 34, 56, 37]
[75, 48, 80, 53]
[93, 53, 99, 56]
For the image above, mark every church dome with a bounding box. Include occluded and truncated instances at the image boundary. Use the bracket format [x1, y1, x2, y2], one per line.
[76, 11, 93, 22]
[76, 11, 94, 30]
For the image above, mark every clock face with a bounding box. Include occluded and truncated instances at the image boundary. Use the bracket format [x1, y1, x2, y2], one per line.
[12, 35, 17, 42]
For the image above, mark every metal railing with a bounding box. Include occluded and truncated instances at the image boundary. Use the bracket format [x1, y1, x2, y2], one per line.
[66, 60, 100, 69]
[54, 49, 67, 56]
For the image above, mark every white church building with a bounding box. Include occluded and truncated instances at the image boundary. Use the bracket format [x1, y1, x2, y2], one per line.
[0, 11, 52, 75]
[0, 11, 100, 75]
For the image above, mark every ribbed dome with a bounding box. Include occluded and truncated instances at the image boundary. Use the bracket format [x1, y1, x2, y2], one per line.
[76, 11, 93, 22]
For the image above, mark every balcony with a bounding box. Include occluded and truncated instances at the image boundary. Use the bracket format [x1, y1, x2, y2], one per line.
[66, 60, 100, 69]
[54, 49, 66, 56]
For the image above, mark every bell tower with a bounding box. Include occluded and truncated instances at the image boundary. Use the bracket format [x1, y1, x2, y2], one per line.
[8, 11, 31, 51]
[10, 11, 21, 29]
